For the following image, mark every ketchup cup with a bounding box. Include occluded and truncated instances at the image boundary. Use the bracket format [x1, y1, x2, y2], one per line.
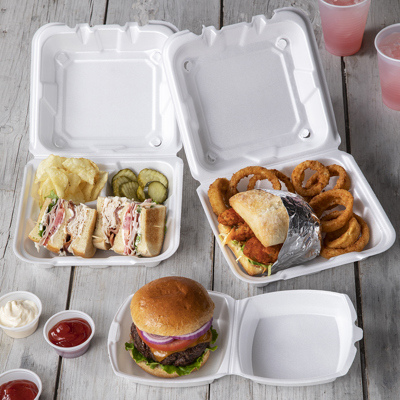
[43, 310, 95, 358]
[0, 291, 42, 339]
[0, 369, 42, 400]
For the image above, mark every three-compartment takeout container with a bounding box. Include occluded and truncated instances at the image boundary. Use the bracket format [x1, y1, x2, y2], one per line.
[108, 289, 363, 387]
[13, 21, 183, 267]
[161, 8, 395, 286]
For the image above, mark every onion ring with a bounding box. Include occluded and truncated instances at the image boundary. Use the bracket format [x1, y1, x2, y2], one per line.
[246, 171, 282, 191]
[291, 160, 330, 197]
[305, 164, 351, 191]
[320, 214, 369, 259]
[208, 178, 230, 216]
[323, 211, 361, 249]
[270, 169, 296, 193]
[309, 189, 354, 232]
[230, 166, 281, 196]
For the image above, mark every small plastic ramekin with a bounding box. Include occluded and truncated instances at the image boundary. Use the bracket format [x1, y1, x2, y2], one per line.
[0, 368, 42, 399]
[43, 310, 95, 358]
[0, 291, 42, 338]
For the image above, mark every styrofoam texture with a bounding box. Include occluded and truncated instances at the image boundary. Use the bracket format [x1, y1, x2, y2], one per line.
[29, 22, 180, 157]
[13, 21, 184, 267]
[13, 157, 183, 267]
[108, 290, 362, 387]
[197, 150, 395, 286]
[0, 291, 42, 338]
[43, 310, 95, 358]
[0, 369, 42, 399]
[163, 9, 341, 182]
[162, 8, 395, 285]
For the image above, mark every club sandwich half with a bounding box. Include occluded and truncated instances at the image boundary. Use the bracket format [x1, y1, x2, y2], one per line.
[29, 197, 97, 257]
[93, 196, 166, 257]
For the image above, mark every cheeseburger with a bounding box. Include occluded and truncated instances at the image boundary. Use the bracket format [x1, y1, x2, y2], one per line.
[125, 277, 218, 378]
[218, 189, 289, 276]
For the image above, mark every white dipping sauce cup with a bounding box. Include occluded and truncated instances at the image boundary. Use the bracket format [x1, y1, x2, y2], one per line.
[43, 310, 95, 358]
[0, 368, 42, 399]
[0, 291, 42, 338]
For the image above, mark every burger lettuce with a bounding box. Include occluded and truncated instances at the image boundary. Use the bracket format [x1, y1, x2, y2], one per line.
[125, 327, 218, 377]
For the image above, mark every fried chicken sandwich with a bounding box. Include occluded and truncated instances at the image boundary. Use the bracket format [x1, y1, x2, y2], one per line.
[218, 189, 289, 276]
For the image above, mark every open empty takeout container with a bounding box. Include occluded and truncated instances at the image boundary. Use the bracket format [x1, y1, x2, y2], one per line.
[108, 289, 362, 387]
[161, 8, 395, 286]
[13, 21, 183, 267]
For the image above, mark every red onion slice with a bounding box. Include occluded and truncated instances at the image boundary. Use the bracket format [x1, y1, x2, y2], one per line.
[172, 318, 213, 341]
[140, 330, 175, 345]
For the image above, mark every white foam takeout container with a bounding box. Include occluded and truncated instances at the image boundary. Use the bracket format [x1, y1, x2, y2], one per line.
[13, 21, 183, 267]
[162, 8, 396, 286]
[108, 289, 363, 387]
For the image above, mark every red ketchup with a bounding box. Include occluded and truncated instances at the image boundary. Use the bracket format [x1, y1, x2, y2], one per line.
[48, 318, 92, 347]
[0, 379, 38, 400]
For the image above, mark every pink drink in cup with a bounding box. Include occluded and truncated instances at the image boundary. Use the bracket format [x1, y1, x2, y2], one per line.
[375, 25, 400, 110]
[318, 0, 371, 56]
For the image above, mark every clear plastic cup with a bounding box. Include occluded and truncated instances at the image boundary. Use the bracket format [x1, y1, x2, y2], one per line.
[0, 368, 42, 399]
[375, 24, 400, 110]
[43, 310, 95, 358]
[0, 291, 42, 338]
[318, 0, 371, 56]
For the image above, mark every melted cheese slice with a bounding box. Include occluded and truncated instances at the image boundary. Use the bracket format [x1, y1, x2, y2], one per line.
[150, 329, 212, 363]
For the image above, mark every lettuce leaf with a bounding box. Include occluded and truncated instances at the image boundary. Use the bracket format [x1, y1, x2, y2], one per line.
[46, 190, 59, 202]
[125, 326, 218, 377]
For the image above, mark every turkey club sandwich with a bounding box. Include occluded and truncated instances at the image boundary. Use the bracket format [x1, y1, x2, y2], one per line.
[125, 276, 218, 378]
[93, 196, 166, 257]
[29, 196, 97, 257]
[218, 189, 289, 276]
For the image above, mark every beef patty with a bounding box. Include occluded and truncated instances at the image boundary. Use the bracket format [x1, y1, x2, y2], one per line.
[130, 322, 210, 367]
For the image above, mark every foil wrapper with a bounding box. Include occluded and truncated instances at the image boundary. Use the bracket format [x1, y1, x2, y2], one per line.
[260, 189, 321, 275]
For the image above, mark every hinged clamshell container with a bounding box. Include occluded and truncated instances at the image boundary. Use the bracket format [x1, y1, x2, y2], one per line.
[162, 8, 395, 286]
[108, 290, 363, 387]
[13, 21, 183, 267]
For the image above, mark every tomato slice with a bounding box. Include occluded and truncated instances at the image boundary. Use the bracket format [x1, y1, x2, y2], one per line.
[137, 328, 197, 352]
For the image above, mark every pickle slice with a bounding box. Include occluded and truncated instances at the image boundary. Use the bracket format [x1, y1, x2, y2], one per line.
[138, 168, 168, 189]
[120, 181, 140, 201]
[137, 186, 146, 202]
[147, 181, 168, 204]
[112, 176, 130, 197]
[112, 168, 137, 184]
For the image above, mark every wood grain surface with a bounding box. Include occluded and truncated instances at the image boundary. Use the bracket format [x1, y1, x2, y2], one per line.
[0, 0, 399, 399]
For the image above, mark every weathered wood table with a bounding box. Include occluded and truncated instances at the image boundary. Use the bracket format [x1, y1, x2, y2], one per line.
[1, 0, 399, 399]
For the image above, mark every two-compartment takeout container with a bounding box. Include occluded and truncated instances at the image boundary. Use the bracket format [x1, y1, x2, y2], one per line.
[14, 9, 394, 281]
[108, 289, 363, 387]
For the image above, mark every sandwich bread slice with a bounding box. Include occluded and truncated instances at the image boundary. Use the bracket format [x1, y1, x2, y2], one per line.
[112, 200, 166, 257]
[29, 197, 97, 258]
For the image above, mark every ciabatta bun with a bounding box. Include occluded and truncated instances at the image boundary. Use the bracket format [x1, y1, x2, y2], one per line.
[229, 190, 289, 247]
[28, 198, 53, 243]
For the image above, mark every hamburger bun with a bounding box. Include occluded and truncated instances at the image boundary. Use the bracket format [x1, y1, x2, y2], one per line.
[229, 189, 289, 247]
[130, 276, 215, 337]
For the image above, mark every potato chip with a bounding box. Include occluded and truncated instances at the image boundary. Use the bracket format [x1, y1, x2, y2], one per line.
[47, 167, 68, 199]
[39, 178, 54, 206]
[62, 158, 99, 185]
[66, 173, 81, 194]
[66, 190, 86, 205]
[35, 154, 67, 184]
[90, 171, 108, 201]
[80, 181, 95, 202]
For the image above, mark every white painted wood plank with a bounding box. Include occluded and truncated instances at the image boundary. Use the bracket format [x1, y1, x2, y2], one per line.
[344, 1, 400, 398]
[56, 1, 220, 398]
